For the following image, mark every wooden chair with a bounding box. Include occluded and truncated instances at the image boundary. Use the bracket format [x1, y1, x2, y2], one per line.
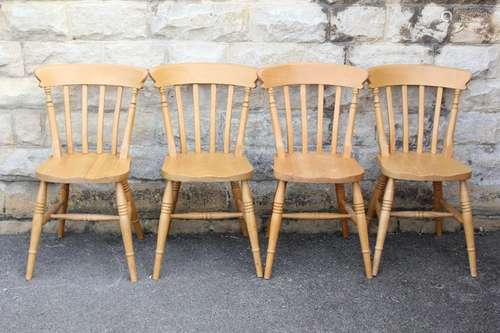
[26, 64, 148, 282]
[367, 64, 477, 277]
[149, 63, 263, 280]
[259, 63, 372, 279]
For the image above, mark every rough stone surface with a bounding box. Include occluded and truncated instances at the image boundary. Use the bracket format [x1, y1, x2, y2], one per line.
[0, 0, 499, 233]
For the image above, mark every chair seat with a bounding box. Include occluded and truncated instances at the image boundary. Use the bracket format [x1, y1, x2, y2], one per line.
[378, 152, 471, 181]
[36, 153, 130, 184]
[161, 152, 253, 182]
[273, 153, 364, 183]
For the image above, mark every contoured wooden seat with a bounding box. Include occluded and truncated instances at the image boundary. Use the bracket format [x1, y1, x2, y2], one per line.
[259, 63, 372, 279]
[162, 152, 253, 182]
[378, 152, 471, 181]
[366, 64, 477, 277]
[149, 63, 263, 280]
[26, 64, 148, 282]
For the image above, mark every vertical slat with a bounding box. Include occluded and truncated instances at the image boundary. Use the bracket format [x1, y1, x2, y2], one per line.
[174, 86, 187, 153]
[111, 86, 123, 155]
[431, 87, 444, 154]
[316, 84, 324, 152]
[417, 85, 425, 153]
[160, 87, 177, 156]
[97, 85, 106, 153]
[119, 88, 139, 159]
[373, 88, 390, 156]
[283, 86, 294, 153]
[300, 84, 308, 153]
[235, 87, 251, 156]
[268, 88, 285, 157]
[81, 85, 88, 153]
[210, 84, 217, 153]
[331, 86, 342, 154]
[223, 85, 234, 153]
[43, 87, 61, 158]
[63, 86, 73, 154]
[385, 86, 396, 152]
[343, 89, 359, 157]
[192, 84, 201, 153]
[444, 89, 461, 158]
[401, 85, 409, 153]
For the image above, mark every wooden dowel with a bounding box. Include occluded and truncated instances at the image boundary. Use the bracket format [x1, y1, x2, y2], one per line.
[42, 201, 65, 225]
[160, 87, 177, 156]
[390, 211, 453, 219]
[119, 88, 138, 159]
[223, 85, 234, 153]
[63, 86, 73, 153]
[210, 84, 217, 152]
[175, 85, 187, 153]
[385, 86, 395, 152]
[373, 88, 390, 156]
[430, 87, 443, 154]
[343, 202, 358, 225]
[97, 85, 106, 153]
[171, 212, 243, 220]
[49, 213, 120, 221]
[343, 88, 358, 157]
[81, 85, 88, 153]
[316, 84, 324, 152]
[111, 86, 123, 155]
[417, 85, 425, 153]
[331, 86, 342, 154]
[300, 84, 308, 153]
[402, 85, 409, 153]
[268, 88, 285, 156]
[44, 87, 61, 158]
[192, 83, 201, 153]
[282, 212, 351, 220]
[235, 87, 251, 155]
[283, 86, 294, 152]
[444, 89, 461, 157]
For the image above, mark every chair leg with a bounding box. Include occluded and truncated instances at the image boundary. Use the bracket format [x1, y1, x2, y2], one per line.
[116, 182, 138, 282]
[57, 184, 69, 239]
[264, 181, 286, 279]
[152, 181, 174, 280]
[230, 181, 248, 237]
[352, 182, 373, 278]
[26, 181, 48, 280]
[372, 177, 395, 276]
[122, 180, 144, 240]
[335, 183, 350, 239]
[433, 182, 444, 236]
[240, 181, 263, 278]
[172, 181, 181, 213]
[459, 180, 478, 277]
[367, 174, 387, 224]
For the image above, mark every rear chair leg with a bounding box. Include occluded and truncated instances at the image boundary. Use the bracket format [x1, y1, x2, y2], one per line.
[335, 183, 349, 239]
[433, 182, 444, 236]
[264, 181, 286, 279]
[231, 181, 248, 237]
[26, 181, 48, 280]
[459, 181, 477, 277]
[352, 182, 372, 278]
[122, 180, 144, 240]
[372, 178, 395, 276]
[241, 181, 263, 278]
[116, 182, 138, 282]
[367, 174, 387, 224]
[57, 183, 69, 238]
[152, 181, 174, 280]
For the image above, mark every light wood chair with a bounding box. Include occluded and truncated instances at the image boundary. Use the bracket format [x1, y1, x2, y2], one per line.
[367, 64, 477, 277]
[149, 63, 263, 280]
[26, 64, 148, 282]
[259, 63, 372, 279]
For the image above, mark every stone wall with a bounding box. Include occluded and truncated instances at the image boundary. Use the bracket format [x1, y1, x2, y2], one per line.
[0, 0, 499, 234]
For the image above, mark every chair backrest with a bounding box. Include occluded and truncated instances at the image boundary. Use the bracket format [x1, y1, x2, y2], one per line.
[149, 63, 258, 156]
[259, 63, 368, 158]
[368, 64, 471, 157]
[35, 64, 148, 159]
